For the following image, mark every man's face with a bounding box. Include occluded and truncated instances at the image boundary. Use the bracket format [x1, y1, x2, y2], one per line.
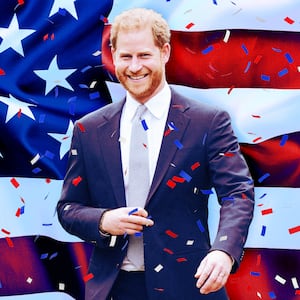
[112, 25, 170, 103]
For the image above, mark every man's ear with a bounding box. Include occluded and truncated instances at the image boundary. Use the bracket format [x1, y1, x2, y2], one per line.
[161, 43, 171, 63]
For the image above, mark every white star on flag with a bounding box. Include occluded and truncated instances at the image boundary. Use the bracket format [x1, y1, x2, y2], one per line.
[34, 55, 77, 95]
[49, 0, 78, 20]
[0, 14, 35, 56]
[0, 94, 36, 123]
[48, 120, 74, 159]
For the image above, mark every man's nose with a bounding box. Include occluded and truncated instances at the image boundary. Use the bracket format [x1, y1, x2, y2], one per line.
[128, 57, 142, 73]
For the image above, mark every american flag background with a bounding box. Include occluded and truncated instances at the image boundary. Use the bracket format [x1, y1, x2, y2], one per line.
[0, 0, 299, 299]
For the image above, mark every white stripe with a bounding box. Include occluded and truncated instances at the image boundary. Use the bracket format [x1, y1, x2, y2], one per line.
[0, 177, 80, 243]
[0, 292, 74, 299]
[107, 81, 300, 143]
[109, 0, 300, 32]
[1, 177, 300, 250]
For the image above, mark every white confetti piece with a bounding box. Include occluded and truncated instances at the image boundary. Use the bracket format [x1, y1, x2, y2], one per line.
[292, 277, 299, 289]
[223, 30, 230, 43]
[30, 153, 40, 165]
[59, 283, 65, 290]
[154, 264, 163, 272]
[64, 204, 71, 211]
[186, 240, 194, 246]
[109, 235, 117, 247]
[71, 149, 78, 155]
[26, 277, 33, 284]
[220, 235, 228, 241]
[275, 274, 286, 285]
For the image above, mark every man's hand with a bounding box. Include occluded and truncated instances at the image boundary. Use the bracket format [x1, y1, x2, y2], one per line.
[100, 207, 154, 236]
[194, 250, 233, 294]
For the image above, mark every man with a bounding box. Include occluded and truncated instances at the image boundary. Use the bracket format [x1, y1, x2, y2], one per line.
[57, 7, 254, 300]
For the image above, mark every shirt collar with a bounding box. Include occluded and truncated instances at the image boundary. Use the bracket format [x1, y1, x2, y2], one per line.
[125, 83, 171, 120]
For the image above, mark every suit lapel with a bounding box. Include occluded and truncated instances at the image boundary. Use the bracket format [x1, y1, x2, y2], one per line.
[97, 100, 126, 207]
[147, 95, 191, 203]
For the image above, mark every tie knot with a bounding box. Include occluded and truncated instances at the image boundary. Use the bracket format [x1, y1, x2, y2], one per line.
[134, 105, 147, 121]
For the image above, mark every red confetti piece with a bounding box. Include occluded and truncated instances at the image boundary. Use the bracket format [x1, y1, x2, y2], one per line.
[18, 0, 24, 5]
[72, 176, 82, 186]
[154, 288, 164, 292]
[10, 178, 20, 188]
[176, 257, 187, 263]
[295, 290, 300, 295]
[241, 193, 247, 200]
[165, 230, 178, 239]
[16, 208, 21, 217]
[284, 16, 295, 24]
[288, 225, 300, 235]
[185, 22, 195, 29]
[1, 228, 11, 235]
[164, 128, 172, 137]
[172, 176, 185, 183]
[227, 85, 235, 94]
[223, 152, 235, 157]
[166, 179, 176, 189]
[83, 273, 94, 282]
[77, 123, 86, 132]
[17, 109, 22, 118]
[45, 178, 51, 184]
[191, 162, 200, 171]
[261, 208, 273, 215]
[0, 68, 6, 76]
[254, 55, 262, 64]
[252, 137, 262, 143]
[43, 34, 49, 41]
[51, 33, 55, 40]
[5, 237, 14, 248]
[163, 248, 174, 255]
[256, 254, 261, 266]
[252, 115, 261, 118]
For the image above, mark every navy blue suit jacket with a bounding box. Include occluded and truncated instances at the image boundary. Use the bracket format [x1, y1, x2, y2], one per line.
[57, 89, 254, 300]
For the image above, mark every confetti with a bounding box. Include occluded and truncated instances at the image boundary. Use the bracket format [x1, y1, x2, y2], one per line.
[244, 61, 251, 73]
[292, 277, 299, 289]
[196, 220, 205, 233]
[174, 139, 183, 150]
[258, 173, 270, 183]
[261, 208, 273, 215]
[128, 208, 138, 215]
[166, 179, 176, 189]
[26, 277, 33, 284]
[1, 228, 10, 235]
[220, 235, 228, 241]
[269, 291, 276, 299]
[176, 257, 187, 263]
[0, 68, 6, 75]
[227, 85, 235, 95]
[179, 170, 192, 182]
[154, 264, 164, 272]
[50, 252, 58, 260]
[223, 30, 231, 43]
[285, 52, 294, 64]
[241, 44, 249, 55]
[288, 225, 300, 235]
[185, 22, 195, 30]
[284, 16, 295, 24]
[250, 271, 260, 277]
[202, 45, 214, 55]
[163, 248, 174, 255]
[172, 176, 185, 183]
[77, 123, 86, 132]
[165, 230, 178, 238]
[72, 176, 82, 186]
[201, 189, 213, 195]
[280, 134, 288, 146]
[278, 68, 288, 77]
[59, 283, 65, 291]
[83, 273, 94, 282]
[261, 225, 266, 236]
[5, 237, 14, 248]
[89, 92, 100, 100]
[191, 162, 200, 171]
[261, 74, 270, 81]
[275, 275, 286, 285]
[141, 119, 148, 131]
[10, 177, 20, 188]
[253, 137, 262, 143]
[254, 55, 262, 64]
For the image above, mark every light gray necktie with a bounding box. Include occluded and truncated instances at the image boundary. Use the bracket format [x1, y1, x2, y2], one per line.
[126, 104, 150, 269]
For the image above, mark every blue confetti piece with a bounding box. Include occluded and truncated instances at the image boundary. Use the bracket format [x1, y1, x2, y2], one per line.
[89, 92, 100, 100]
[241, 44, 249, 55]
[168, 122, 178, 131]
[259, 193, 267, 199]
[135, 232, 143, 237]
[79, 84, 88, 89]
[179, 170, 192, 182]
[202, 45, 214, 55]
[278, 68, 288, 77]
[269, 291, 276, 299]
[201, 189, 213, 195]
[81, 65, 92, 73]
[39, 114, 46, 123]
[141, 119, 149, 131]
[272, 47, 282, 53]
[261, 225, 266, 236]
[221, 196, 235, 203]
[261, 74, 270, 81]
[244, 61, 251, 73]
[44, 150, 55, 160]
[213, 0, 218, 4]
[128, 208, 138, 215]
[196, 220, 205, 233]
[250, 271, 260, 277]
[42, 223, 53, 226]
[280, 134, 288, 146]
[258, 173, 270, 183]
[174, 139, 183, 150]
[285, 52, 294, 64]
[40, 253, 48, 260]
[50, 252, 58, 260]
[202, 133, 207, 145]
[32, 167, 42, 174]
[20, 206, 25, 214]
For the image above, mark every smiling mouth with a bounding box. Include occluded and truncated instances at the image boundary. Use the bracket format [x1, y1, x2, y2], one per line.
[128, 74, 147, 80]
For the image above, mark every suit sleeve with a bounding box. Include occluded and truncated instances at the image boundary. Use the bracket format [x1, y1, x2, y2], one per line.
[206, 109, 255, 272]
[56, 122, 113, 248]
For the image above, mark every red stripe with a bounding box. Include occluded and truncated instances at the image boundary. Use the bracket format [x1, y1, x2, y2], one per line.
[102, 26, 300, 89]
[240, 131, 300, 187]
